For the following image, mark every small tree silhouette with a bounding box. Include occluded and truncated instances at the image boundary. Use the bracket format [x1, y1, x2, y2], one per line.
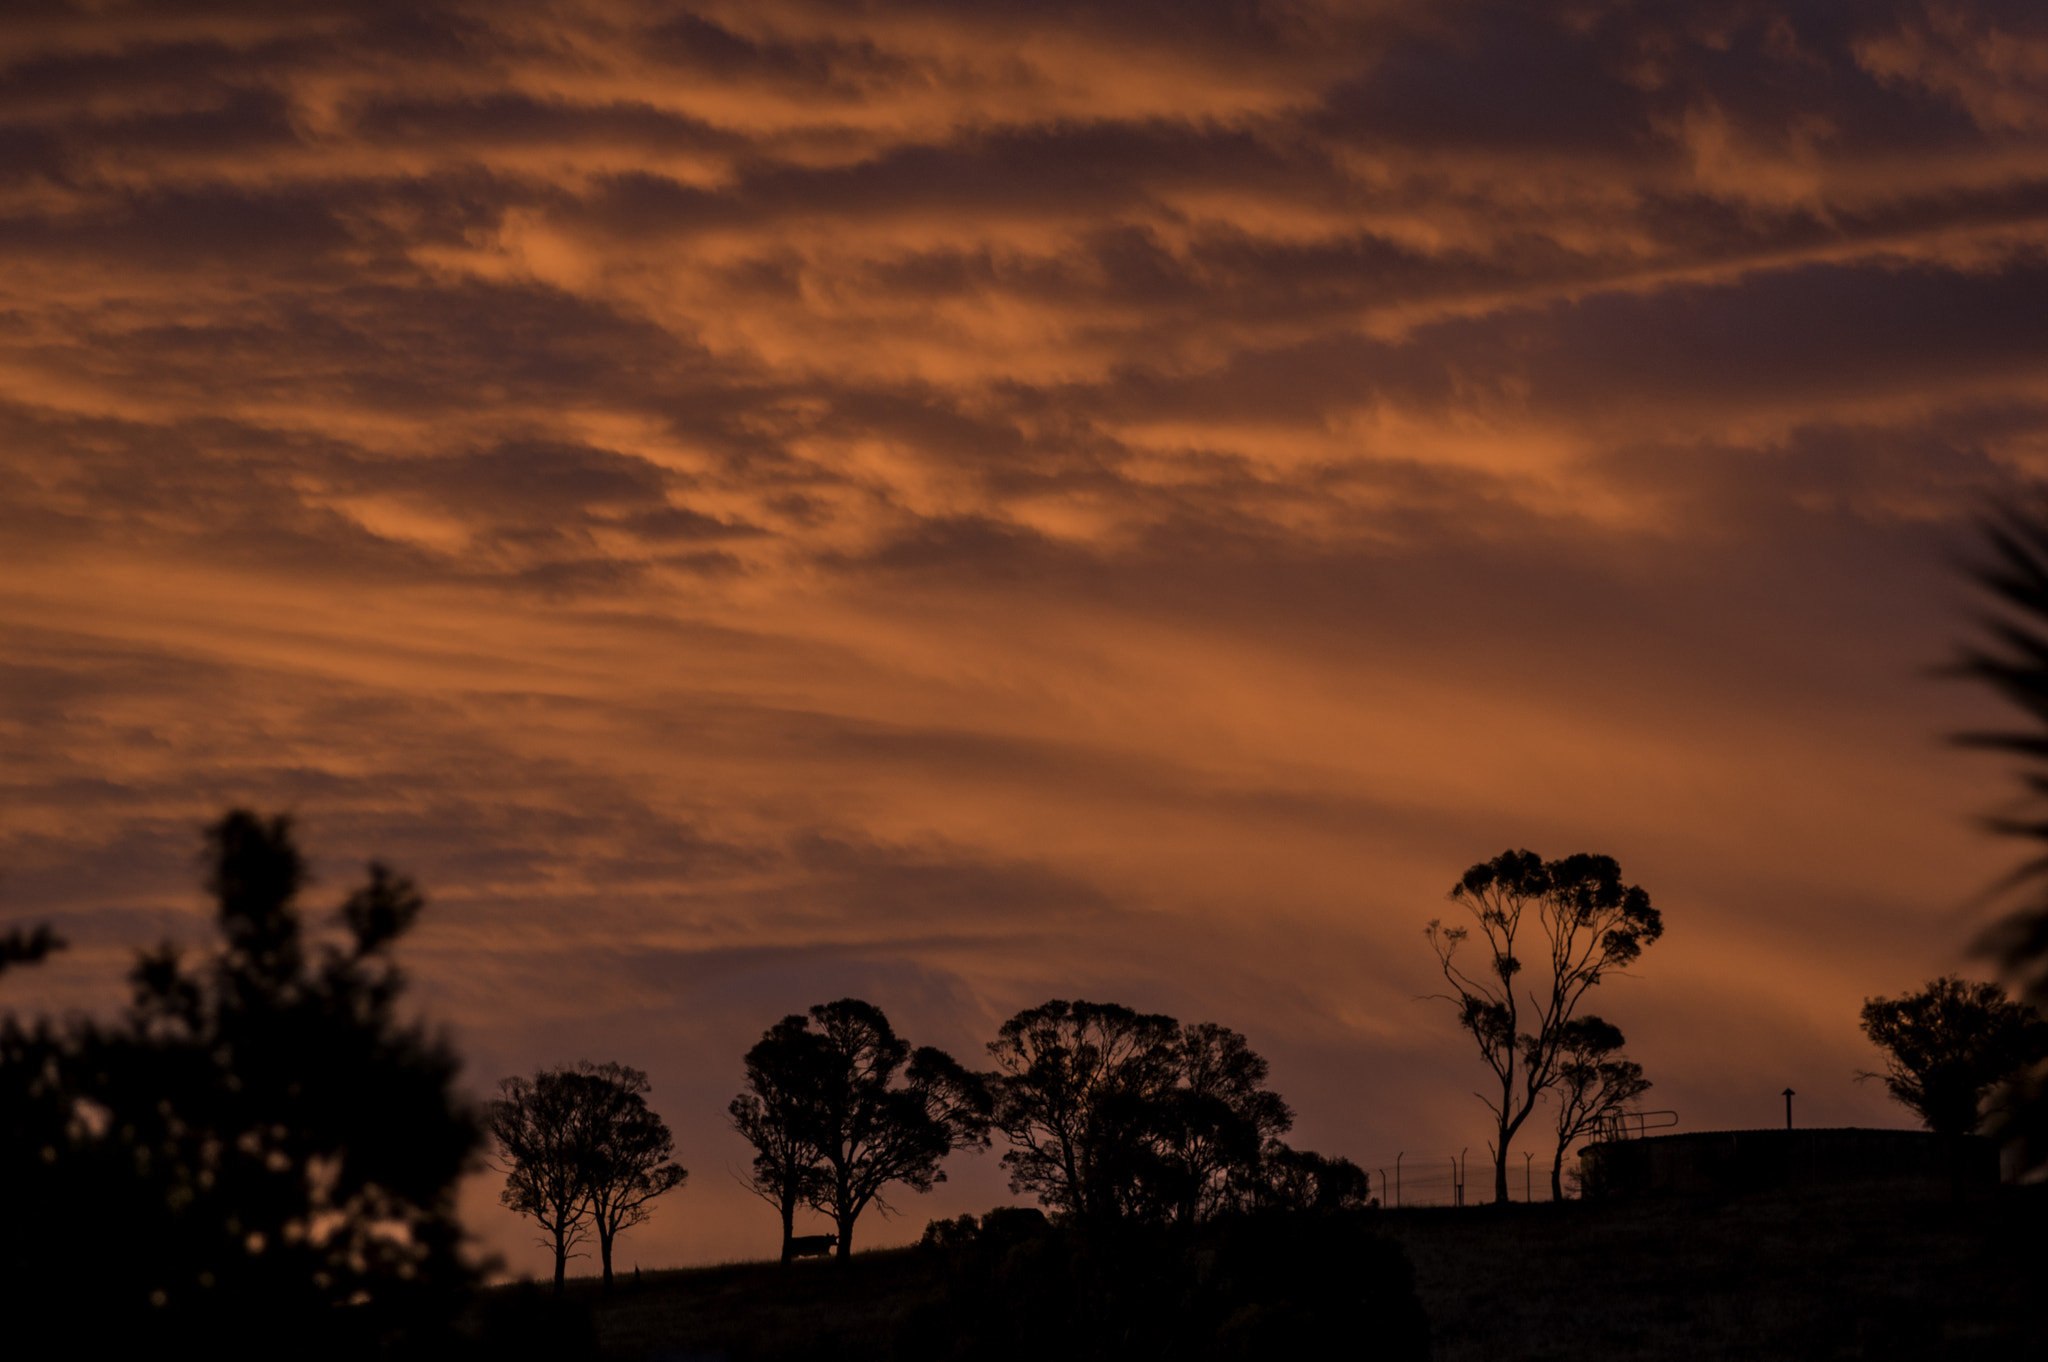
[492, 1061, 687, 1293]
[578, 1062, 688, 1290]
[493, 1069, 597, 1295]
[1547, 1016, 1649, 1199]
[1858, 976, 2048, 1135]
[1425, 849, 1663, 1205]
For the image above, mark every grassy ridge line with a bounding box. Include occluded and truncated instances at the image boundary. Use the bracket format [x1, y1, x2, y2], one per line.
[1392, 1183, 2048, 1362]
[488, 1247, 943, 1361]
[491, 1184, 2048, 1361]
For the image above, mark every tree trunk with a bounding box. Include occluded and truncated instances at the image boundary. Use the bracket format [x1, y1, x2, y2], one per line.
[1493, 1115, 1511, 1205]
[834, 1170, 855, 1262]
[599, 1223, 614, 1292]
[553, 1238, 567, 1296]
[778, 1194, 796, 1264]
[1550, 1149, 1566, 1202]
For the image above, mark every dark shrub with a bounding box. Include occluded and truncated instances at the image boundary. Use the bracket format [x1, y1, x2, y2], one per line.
[896, 1207, 1428, 1361]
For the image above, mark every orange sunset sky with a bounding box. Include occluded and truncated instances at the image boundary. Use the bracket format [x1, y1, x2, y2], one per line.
[5, 0, 2048, 1276]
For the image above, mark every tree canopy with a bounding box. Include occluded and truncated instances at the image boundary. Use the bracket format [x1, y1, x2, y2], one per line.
[1859, 975, 2048, 1136]
[985, 999, 1341, 1226]
[985, 999, 1183, 1222]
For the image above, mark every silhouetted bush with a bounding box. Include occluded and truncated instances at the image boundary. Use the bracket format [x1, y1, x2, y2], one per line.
[896, 1206, 1429, 1361]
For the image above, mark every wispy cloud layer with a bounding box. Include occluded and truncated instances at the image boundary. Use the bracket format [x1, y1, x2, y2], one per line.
[3, 0, 2044, 1269]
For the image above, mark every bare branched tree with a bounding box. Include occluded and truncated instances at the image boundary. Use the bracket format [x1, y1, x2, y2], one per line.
[1426, 849, 1662, 1204]
[491, 1070, 595, 1295]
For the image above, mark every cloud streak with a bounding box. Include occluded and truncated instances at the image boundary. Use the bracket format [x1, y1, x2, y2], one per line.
[2, 0, 2044, 1271]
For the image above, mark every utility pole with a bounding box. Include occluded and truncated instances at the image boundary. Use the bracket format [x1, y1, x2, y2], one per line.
[1782, 1087, 1795, 1130]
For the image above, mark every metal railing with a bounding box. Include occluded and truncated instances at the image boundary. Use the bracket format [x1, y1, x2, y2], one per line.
[1589, 1109, 1679, 1142]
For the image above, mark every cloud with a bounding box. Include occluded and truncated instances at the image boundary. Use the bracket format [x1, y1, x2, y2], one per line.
[3, 0, 2042, 1273]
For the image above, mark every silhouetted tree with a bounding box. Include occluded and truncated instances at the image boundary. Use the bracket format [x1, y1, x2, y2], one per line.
[729, 1014, 832, 1262]
[1957, 506, 2048, 1172]
[575, 1062, 688, 1291]
[801, 998, 992, 1259]
[0, 811, 479, 1357]
[1248, 1141, 1377, 1213]
[1113, 1020, 1296, 1225]
[493, 1068, 598, 1295]
[1859, 975, 2048, 1136]
[1425, 849, 1663, 1204]
[986, 1003, 1302, 1226]
[1548, 1015, 1649, 1200]
[986, 999, 1181, 1221]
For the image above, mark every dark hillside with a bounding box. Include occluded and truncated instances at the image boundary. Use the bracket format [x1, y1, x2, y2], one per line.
[483, 1249, 945, 1362]
[485, 1185, 2048, 1361]
[1392, 1183, 2048, 1362]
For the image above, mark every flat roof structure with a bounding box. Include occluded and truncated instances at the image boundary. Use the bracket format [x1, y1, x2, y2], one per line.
[1579, 1127, 1998, 1198]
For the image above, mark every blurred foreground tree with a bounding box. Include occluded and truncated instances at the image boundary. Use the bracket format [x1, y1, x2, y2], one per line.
[1547, 1015, 1650, 1199]
[1958, 507, 2048, 1171]
[0, 811, 478, 1358]
[1425, 849, 1663, 1204]
[1859, 976, 2048, 1136]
